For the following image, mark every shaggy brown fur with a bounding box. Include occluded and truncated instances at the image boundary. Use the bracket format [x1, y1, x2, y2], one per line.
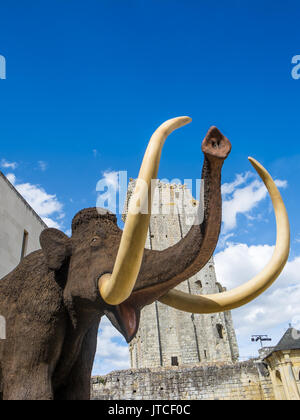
[0, 126, 231, 400]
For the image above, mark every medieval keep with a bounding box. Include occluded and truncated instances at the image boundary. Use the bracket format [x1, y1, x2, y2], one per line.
[123, 179, 239, 368]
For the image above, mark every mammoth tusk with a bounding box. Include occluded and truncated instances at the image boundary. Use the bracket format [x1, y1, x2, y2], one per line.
[159, 157, 290, 314]
[99, 116, 192, 305]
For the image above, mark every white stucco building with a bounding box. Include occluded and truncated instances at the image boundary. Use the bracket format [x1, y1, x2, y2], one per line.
[0, 171, 47, 279]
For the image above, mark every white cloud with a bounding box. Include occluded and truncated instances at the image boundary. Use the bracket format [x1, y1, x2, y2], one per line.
[1, 159, 18, 170]
[93, 317, 130, 375]
[38, 161, 48, 172]
[221, 172, 287, 233]
[7, 173, 64, 229]
[16, 182, 62, 217]
[217, 232, 235, 249]
[42, 217, 61, 229]
[275, 180, 288, 188]
[221, 172, 253, 196]
[215, 242, 274, 289]
[214, 242, 300, 359]
[222, 180, 267, 233]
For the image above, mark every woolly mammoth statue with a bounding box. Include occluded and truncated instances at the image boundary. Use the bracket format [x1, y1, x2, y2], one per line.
[0, 117, 290, 400]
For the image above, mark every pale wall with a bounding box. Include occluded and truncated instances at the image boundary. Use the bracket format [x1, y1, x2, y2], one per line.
[0, 172, 47, 279]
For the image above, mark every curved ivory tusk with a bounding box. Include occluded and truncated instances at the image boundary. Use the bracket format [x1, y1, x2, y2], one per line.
[99, 116, 192, 305]
[159, 157, 290, 314]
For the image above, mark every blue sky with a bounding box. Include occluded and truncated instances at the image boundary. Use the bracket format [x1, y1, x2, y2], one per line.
[0, 1, 300, 374]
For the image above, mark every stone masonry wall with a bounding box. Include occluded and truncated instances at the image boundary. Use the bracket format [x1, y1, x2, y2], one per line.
[91, 360, 275, 400]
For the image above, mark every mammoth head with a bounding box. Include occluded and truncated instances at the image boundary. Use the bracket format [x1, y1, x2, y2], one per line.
[40, 117, 290, 343]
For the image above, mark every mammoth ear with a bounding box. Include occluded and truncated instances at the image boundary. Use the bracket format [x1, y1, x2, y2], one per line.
[40, 228, 72, 270]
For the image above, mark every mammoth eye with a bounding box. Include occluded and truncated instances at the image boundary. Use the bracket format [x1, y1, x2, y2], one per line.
[90, 236, 101, 246]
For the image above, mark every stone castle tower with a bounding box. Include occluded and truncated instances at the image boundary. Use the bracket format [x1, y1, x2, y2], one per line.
[123, 180, 239, 369]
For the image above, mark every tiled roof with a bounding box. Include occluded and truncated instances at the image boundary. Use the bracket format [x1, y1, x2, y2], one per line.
[263, 328, 300, 359]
